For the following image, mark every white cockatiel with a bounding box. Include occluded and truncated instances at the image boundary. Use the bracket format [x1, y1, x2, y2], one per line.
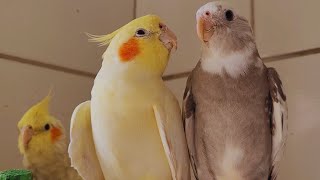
[68, 15, 190, 180]
[183, 2, 288, 180]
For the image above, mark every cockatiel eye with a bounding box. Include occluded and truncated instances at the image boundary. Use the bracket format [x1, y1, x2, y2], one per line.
[225, 9, 234, 21]
[135, 28, 149, 37]
[44, 123, 50, 131]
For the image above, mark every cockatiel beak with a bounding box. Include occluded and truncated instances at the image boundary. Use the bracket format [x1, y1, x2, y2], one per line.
[196, 10, 215, 43]
[21, 125, 34, 149]
[159, 23, 177, 52]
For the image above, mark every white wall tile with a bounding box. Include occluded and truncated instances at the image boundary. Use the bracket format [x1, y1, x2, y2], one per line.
[255, 0, 320, 57]
[137, 0, 251, 75]
[0, 59, 93, 170]
[266, 54, 320, 180]
[0, 0, 134, 73]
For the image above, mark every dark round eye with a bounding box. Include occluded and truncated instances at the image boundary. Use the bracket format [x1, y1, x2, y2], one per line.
[135, 29, 148, 37]
[44, 124, 50, 131]
[159, 24, 163, 29]
[225, 10, 234, 21]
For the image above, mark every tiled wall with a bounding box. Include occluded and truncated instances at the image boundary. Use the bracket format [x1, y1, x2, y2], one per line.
[0, 0, 134, 170]
[1, 0, 320, 179]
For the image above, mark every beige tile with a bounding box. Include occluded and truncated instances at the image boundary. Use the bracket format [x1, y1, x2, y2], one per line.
[266, 54, 320, 180]
[165, 78, 188, 105]
[0, 59, 93, 170]
[137, 0, 251, 75]
[255, 0, 320, 57]
[0, 0, 134, 73]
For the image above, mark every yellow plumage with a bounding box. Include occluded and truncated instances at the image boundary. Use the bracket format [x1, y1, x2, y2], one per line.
[69, 15, 190, 180]
[86, 28, 121, 47]
[18, 92, 51, 131]
[18, 93, 82, 180]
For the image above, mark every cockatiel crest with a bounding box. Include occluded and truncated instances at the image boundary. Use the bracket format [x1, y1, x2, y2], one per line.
[86, 27, 121, 47]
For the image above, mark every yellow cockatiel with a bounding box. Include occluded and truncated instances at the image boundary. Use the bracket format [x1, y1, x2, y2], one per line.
[68, 15, 190, 180]
[18, 93, 82, 180]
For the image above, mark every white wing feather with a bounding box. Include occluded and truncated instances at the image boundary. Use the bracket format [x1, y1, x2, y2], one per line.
[153, 95, 191, 180]
[68, 101, 105, 180]
[268, 68, 288, 180]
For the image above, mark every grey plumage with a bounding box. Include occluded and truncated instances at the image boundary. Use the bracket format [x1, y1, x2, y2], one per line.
[183, 62, 287, 180]
[183, 1, 288, 180]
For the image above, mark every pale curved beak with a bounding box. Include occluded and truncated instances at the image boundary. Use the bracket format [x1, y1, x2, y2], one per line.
[21, 125, 34, 149]
[197, 16, 214, 43]
[159, 23, 177, 52]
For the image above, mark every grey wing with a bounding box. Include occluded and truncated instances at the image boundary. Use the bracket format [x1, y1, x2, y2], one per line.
[267, 68, 288, 180]
[182, 72, 198, 180]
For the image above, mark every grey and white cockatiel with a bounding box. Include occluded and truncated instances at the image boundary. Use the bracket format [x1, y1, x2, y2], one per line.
[183, 2, 288, 180]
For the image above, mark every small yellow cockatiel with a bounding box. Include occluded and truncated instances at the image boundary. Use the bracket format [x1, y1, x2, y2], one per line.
[68, 15, 190, 180]
[17, 93, 82, 180]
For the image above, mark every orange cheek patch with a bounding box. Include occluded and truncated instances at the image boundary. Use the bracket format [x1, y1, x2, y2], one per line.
[119, 38, 140, 62]
[50, 126, 62, 142]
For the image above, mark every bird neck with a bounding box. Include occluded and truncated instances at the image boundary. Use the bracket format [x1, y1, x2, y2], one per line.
[97, 58, 162, 83]
[200, 45, 261, 78]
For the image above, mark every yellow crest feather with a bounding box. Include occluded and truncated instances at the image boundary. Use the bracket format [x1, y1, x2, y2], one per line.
[18, 91, 53, 129]
[86, 27, 122, 47]
[36, 91, 52, 114]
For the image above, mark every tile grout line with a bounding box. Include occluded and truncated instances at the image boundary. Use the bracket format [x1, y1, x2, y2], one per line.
[163, 71, 190, 81]
[133, 0, 137, 19]
[263, 47, 320, 62]
[250, 0, 255, 35]
[0, 53, 96, 79]
[1, 47, 320, 81]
